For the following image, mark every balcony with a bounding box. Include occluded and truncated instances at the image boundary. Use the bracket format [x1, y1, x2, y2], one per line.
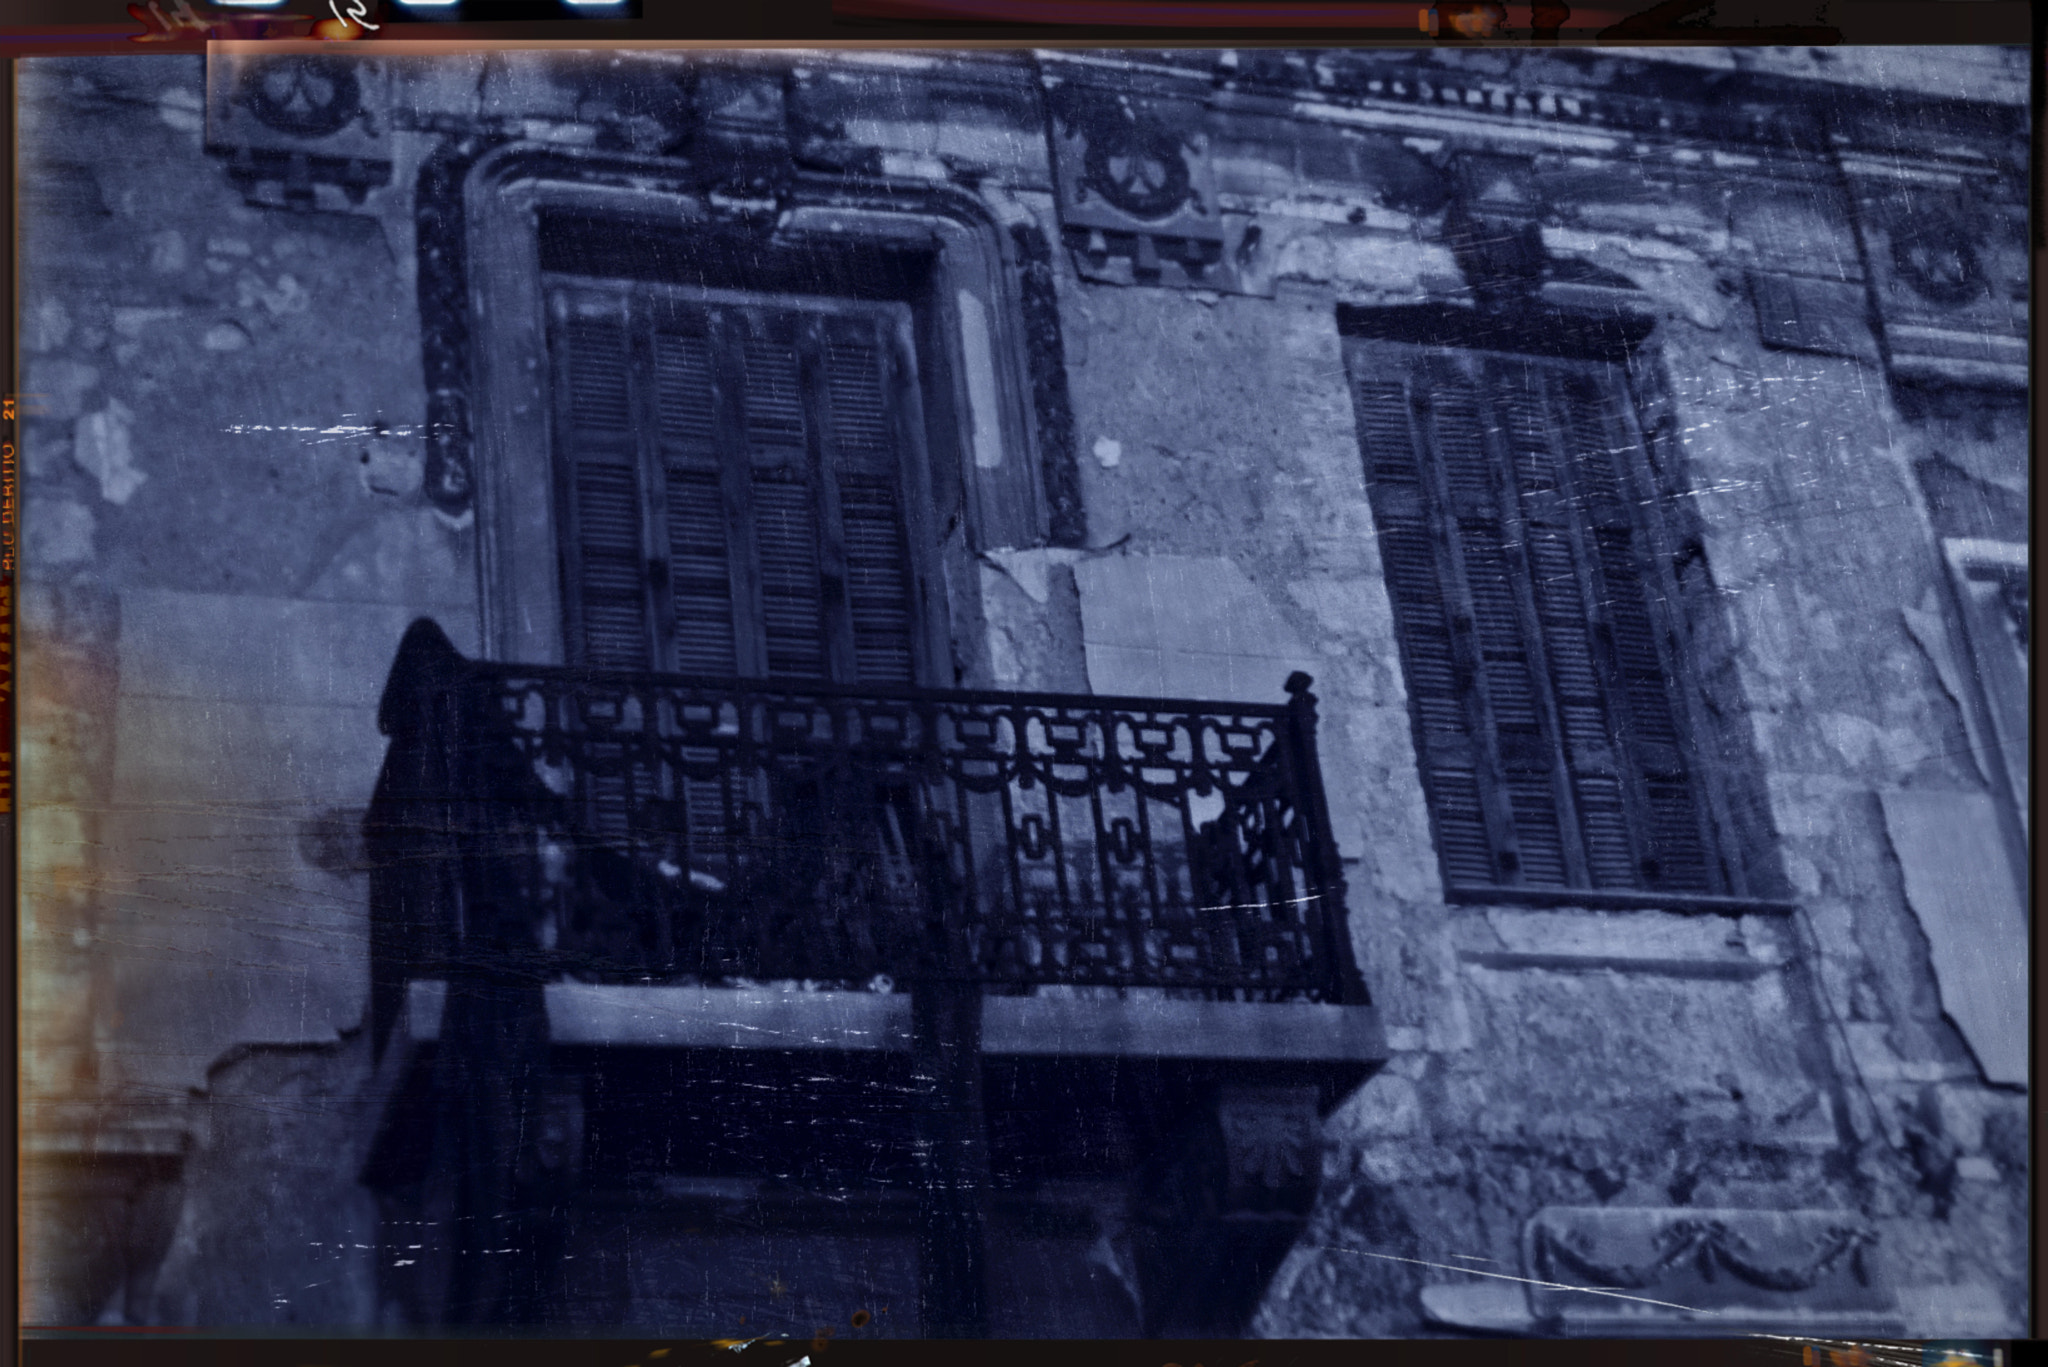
[359, 619, 1382, 1334]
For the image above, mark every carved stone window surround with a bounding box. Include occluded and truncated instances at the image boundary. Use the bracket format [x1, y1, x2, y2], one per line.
[458, 144, 1055, 667]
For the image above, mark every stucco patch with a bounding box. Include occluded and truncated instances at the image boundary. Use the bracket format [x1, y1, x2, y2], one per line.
[1074, 553, 1315, 703]
[1878, 788, 2027, 1086]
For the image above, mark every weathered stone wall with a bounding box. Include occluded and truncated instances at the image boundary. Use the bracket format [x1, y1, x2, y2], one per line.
[20, 56, 476, 1110]
[17, 48, 2026, 1334]
[18, 56, 476, 1323]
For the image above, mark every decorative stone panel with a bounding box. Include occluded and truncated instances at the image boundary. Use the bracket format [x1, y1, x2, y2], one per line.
[204, 53, 392, 211]
[1843, 172, 2026, 389]
[1526, 1207, 1894, 1332]
[1420, 1207, 1901, 1335]
[1215, 1085, 1323, 1214]
[1043, 78, 1229, 291]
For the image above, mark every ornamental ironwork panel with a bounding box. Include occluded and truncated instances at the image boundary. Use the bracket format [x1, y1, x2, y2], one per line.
[364, 619, 1364, 1044]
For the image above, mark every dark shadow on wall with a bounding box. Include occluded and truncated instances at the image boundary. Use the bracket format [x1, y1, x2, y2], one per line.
[1913, 455, 2028, 545]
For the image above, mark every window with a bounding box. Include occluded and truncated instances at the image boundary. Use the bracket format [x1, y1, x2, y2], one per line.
[1942, 537, 2028, 834]
[1345, 339, 1727, 904]
[546, 280, 930, 687]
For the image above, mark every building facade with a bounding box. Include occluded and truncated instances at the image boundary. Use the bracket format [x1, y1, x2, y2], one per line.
[18, 45, 2029, 1336]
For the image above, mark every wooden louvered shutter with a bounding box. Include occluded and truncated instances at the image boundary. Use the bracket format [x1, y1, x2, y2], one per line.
[734, 321, 831, 682]
[550, 286, 928, 691]
[652, 325, 741, 677]
[1351, 374, 1500, 886]
[1552, 371, 1714, 891]
[553, 294, 653, 671]
[1416, 361, 1568, 887]
[1350, 341, 1718, 898]
[821, 317, 917, 686]
[1497, 367, 1625, 888]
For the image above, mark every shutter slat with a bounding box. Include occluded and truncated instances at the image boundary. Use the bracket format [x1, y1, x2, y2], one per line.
[1644, 781, 1711, 887]
[1524, 527, 1604, 705]
[654, 331, 718, 450]
[1376, 513, 1468, 741]
[681, 749, 731, 877]
[1430, 389, 1496, 504]
[752, 472, 827, 678]
[564, 319, 632, 433]
[839, 472, 916, 685]
[825, 337, 893, 463]
[743, 336, 807, 449]
[1574, 773, 1637, 887]
[1505, 772, 1568, 886]
[665, 467, 737, 677]
[574, 462, 648, 669]
[1355, 380, 1423, 482]
[1430, 763, 1498, 885]
[1456, 526, 1543, 732]
[1592, 527, 1687, 756]
[1500, 386, 1559, 496]
[1560, 376, 1627, 516]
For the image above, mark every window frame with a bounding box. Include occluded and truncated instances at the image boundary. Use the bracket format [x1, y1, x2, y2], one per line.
[1941, 536, 2029, 840]
[543, 277, 946, 686]
[461, 146, 1050, 672]
[1344, 333, 1792, 915]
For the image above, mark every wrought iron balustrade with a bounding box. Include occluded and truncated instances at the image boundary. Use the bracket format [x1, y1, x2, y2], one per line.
[364, 619, 1366, 1053]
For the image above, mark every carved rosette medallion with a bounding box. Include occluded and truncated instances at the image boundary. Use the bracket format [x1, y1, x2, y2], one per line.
[241, 57, 363, 139]
[1844, 174, 2025, 389]
[1890, 220, 1984, 308]
[1078, 117, 1195, 222]
[205, 53, 392, 210]
[1046, 80, 1226, 290]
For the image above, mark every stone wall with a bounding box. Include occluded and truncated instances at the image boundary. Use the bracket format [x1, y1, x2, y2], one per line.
[17, 48, 2027, 1334]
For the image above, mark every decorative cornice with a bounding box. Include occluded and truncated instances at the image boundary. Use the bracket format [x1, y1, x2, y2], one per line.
[1036, 49, 2023, 178]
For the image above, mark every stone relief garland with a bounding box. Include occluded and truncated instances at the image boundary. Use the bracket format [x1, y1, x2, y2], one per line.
[1529, 1217, 1879, 1293]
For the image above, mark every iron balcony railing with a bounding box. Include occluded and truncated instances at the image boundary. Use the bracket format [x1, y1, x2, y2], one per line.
[364, 618, 1367, 1053]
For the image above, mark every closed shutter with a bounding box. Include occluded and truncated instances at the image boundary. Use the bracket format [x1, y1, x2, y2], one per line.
[555, 303, 652, 671]
[1553, 374, 1713, 891]
[1426, 371, 1570, 887]
[750, 471, 828, 679]
[653, 329, 740, 678]
[1499, 370, 1631, 889]
[1351, 377, 1499, 886]
[823, 326, 917, 686]
[1348, 340, 1719, 899]
[547, 285, 929, 690]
